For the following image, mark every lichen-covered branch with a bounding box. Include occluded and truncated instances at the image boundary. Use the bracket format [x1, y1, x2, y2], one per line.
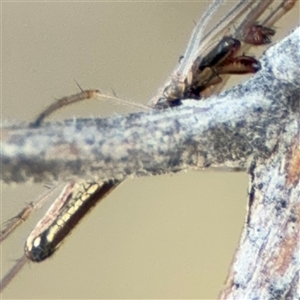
[218, 123, 300, 299]
[216, 27, 300, 300]
[1, 27, 299, 185]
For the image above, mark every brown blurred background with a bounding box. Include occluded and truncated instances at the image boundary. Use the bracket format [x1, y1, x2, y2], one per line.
[1, 1, 299, 299]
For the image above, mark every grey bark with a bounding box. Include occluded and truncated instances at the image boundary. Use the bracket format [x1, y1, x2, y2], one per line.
[1, 28, 299, 184]
[1, 26, 300, 299]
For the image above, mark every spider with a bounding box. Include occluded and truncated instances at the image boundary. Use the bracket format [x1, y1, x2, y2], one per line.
[1, 1, 298, 296]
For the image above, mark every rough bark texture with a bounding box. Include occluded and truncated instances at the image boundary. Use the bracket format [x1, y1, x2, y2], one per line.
[1, 28, 299, 184]
[1, 24, 299, 300]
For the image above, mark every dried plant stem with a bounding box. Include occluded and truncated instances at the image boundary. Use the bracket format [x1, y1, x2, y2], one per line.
[2, 28, 299, 184]
[1, 14, 299, 300]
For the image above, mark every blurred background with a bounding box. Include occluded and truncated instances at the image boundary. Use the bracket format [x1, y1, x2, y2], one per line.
[2, 1, 299, 299]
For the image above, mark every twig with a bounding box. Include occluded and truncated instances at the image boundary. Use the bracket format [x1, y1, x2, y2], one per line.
[1, 28, 299, 184]
[1, 11, 299, 300]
